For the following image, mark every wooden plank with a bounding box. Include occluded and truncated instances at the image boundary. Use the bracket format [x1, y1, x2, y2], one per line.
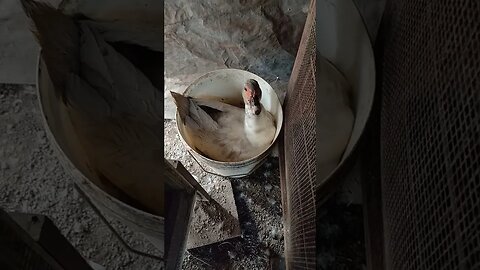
[165, 185, 194, 270]
[164, 159, 197, 270]
[0, 209, 87, 270]
[166, 159, 211, 202]
[9, 212, 93, 270]
[185, 179, 241, 250]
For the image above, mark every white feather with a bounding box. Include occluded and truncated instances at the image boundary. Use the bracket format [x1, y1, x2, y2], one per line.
[172, 88, 276, 162]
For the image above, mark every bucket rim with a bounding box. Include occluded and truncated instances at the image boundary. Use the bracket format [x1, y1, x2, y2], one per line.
[174, 68, 283, 165]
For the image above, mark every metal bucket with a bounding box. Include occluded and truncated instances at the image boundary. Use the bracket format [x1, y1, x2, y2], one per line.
[175, 69, 284, 178]
[36, 55, 165, 256]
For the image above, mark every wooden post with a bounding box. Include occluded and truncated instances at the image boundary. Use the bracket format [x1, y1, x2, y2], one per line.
[0, 208, 95, 270]
[165, 159, 214, 203]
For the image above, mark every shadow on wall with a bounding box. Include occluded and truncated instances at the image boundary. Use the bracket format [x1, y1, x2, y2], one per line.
[164, 0, 309, 84]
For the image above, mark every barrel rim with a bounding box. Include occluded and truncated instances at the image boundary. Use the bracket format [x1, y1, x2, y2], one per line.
[174, 68, 284, 165]
[36, 52, 165, 224]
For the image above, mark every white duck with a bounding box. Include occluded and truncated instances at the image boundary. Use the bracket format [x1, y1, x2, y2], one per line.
[171, 79, 276, 162]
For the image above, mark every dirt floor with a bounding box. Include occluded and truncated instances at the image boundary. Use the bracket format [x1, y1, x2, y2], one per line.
[0, 83, 285, 269]
[164, 119, 284, 270]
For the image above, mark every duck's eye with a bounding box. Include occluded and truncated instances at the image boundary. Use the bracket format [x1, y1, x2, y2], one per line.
[244, 87, 247, 91]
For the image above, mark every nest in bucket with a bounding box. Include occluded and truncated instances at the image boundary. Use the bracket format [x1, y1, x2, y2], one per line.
[172, 69, 283, 178]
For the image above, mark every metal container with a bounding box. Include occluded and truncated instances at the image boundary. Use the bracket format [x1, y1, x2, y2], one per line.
[175, 69, 284, 178]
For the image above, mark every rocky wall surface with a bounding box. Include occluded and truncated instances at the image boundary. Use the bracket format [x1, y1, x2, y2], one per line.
[164, 0, 309, 119]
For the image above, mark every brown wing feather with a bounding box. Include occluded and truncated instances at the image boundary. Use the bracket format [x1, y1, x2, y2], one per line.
[20, 0, 80, 101]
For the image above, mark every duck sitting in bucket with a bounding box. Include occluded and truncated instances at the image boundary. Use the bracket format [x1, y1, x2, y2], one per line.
[171, 79, 276, 162]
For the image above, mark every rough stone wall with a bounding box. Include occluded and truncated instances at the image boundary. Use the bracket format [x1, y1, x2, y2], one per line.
[164, 0, 309, 119]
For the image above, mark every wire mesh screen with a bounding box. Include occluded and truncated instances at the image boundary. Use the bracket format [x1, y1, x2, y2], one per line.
[379, 0, 480, 269]
[281, 0, 316, 268]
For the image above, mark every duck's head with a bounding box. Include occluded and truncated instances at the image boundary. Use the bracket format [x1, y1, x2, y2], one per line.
[243, 79, 262, 116]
